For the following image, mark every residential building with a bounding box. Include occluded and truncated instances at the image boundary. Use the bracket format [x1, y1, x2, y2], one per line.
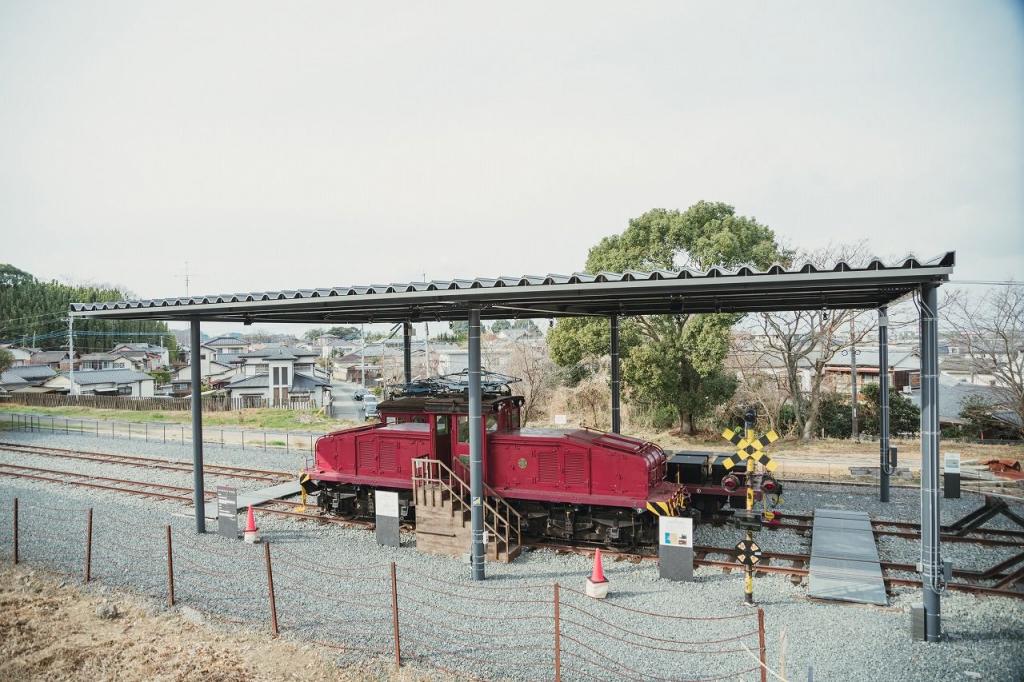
[111, 342, 170, 369]
[29, 350, 78, 371]
[0, 365, 57, 393]
[0, 345, 35, 367]
[79, 352, 138, 371]
[223, 346, 331, 407]
[43, 369, 155, 397]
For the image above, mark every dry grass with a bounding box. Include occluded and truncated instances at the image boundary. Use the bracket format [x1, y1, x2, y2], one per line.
[0, 563, 453, 682]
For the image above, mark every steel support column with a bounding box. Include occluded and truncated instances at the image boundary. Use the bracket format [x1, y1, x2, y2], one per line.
[468, 307, 485, 580]
[878, 307, 891, 503]
[919, 284, 942, 640]
[610, 315, 621, 434]
[189, 317, 206, 533]
[403, 321, 413, 385]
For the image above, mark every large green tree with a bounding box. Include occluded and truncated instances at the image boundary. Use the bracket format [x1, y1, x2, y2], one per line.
[547, 202, 785, 434]
[0, 264, 177, 357]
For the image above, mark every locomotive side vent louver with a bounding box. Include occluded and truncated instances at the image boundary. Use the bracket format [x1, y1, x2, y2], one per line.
[564, 453, 587, 486]
[357, 440, 375, 472]
[538, 451, 559, 484]
[379, 440, 398, 472]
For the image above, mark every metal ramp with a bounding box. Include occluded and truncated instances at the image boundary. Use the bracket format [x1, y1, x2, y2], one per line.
[203, 481, 301, 519]
[808, 508, 887, 606]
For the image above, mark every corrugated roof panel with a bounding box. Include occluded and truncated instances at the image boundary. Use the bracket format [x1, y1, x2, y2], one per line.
[67, 251, 955, 316]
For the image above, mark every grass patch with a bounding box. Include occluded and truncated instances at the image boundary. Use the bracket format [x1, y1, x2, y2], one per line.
[0, 405, 358, 433]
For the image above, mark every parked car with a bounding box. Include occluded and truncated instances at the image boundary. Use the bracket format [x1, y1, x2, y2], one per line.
[353, 387, 368, 402]
[363, 394, 379, 419]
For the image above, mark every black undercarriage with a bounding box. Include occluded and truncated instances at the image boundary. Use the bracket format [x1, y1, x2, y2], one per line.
[313, 482, 701, 549]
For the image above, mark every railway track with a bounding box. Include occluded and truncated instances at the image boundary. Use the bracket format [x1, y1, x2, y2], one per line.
[1, 451, 1020, 600]
[0, 441, 293, 483]
[534, 541, 1024, 601]
[0, 461, 371, 528]
[754, 513, 1024, 548]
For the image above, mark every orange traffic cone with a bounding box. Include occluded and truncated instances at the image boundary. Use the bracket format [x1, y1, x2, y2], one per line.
[586, 549, 609, 599]
[243, 506, 260, 543]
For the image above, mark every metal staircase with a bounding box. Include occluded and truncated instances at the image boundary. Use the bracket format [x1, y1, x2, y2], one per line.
[412, 457, 522, 562]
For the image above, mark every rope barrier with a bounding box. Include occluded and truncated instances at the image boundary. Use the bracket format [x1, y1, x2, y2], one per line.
[397, 608, 555, 640]
[399, 564, 552, 591]
[395, 577, 550, 605]
[560, 618, 754, 655]
[559, 601, 759, 645]
[560, 586, 756, 620]
[398, 593, 553, 622]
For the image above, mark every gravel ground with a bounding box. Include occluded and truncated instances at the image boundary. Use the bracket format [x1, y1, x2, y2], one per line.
[0, 430, 1022, 681]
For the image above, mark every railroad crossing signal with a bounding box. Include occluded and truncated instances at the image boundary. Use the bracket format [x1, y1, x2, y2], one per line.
[721, 427, 779, 472]
[734, 538, 762, 567]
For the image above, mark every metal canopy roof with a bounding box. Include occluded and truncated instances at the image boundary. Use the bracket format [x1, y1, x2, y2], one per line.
[69, 252, 955, 324]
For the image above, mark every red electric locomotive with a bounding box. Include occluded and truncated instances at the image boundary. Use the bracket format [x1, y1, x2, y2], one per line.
[306, 388, 688, 547]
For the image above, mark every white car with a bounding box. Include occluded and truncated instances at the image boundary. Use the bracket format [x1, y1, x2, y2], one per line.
[363, 394, 379, 419]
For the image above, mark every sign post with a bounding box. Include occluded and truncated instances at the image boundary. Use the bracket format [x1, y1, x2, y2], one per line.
[375, 490, 400, 547]
[943, 452, 961, 499]
[217, 486, 238, 539]
[722, 408, 778, 605]
[658, 515, 694, 581]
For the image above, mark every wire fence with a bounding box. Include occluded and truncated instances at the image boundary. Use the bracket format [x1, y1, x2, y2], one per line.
[0, 496, 773, 681]
[0, 411, 323, 458]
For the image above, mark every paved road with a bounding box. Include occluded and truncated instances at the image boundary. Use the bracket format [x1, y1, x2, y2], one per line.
[331, 380, 367, 421]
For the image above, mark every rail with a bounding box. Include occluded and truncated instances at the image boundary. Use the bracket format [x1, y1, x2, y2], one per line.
[411, 457, 522, 559]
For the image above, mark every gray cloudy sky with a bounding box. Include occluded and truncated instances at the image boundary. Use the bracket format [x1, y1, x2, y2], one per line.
[2, 1, 1022, 314]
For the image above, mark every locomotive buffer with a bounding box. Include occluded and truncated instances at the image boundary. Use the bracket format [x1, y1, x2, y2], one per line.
[722, 408, 778, 605]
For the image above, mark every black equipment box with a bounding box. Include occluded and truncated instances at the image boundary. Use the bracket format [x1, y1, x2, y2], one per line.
[666, 451, 714, 484]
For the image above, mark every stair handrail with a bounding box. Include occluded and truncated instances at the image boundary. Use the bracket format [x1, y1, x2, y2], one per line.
[411, 456, 521, 554]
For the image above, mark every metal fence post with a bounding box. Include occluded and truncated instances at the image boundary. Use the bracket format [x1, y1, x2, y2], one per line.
[390, 562, 401, 669]
[84, 508, 93, 583]
[128, 422, 131, 440]
[264, 542, 279, 636]
[12, 498, 18, 565]
[166, 525, 175, 607]
[163, 424, 167, 443]
[554, 582, 561, 682]
[758, 607, 767, 682]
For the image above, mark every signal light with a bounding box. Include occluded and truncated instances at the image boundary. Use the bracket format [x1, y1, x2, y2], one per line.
[722, 474, 740, 492]
[761, 476, 780, 494]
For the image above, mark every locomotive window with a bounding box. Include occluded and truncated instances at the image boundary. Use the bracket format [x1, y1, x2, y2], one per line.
[435, 415, 448, 434]
[386, 416, 397, 424]
[486, 414, 498, 432]
[457, 416, 469, 443]
[509, 409, 521, 430]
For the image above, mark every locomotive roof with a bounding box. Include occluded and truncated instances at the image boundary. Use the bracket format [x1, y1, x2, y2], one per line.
[69, 253, 954, 323]
[379, 394, 523, 414]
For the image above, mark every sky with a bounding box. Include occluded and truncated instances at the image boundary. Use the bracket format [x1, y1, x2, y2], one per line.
[1, 2, 1022, 335]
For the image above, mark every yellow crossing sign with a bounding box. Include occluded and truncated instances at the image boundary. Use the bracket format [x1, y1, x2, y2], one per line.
[721, 427, 779, 472]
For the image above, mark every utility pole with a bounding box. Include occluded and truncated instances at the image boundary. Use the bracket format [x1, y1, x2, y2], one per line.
[68, 316, 77, 395]
[850, 317, 859, 442]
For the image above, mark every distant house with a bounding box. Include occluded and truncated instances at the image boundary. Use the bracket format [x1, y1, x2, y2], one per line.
[909, 376, 1022, 431]
[170, 360, 238, 396]
[79, 352, 138, 371]
[110, 343, 170, 370]
[29, 350, 78, 371]
[0, 365, 57, 393]
[223, 346, 331, 407]
[817, 347, 921, 394]
[193, 336, 248, 364]
[44, 369, 155, 397]
[0, 345, 35, 367]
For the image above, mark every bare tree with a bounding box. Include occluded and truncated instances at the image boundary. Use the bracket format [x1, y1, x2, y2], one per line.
[944, 284, 1024, 436]
[507, 338, 556, 425]
[755, 242, 875, 440]
[727, 334, 791, 434]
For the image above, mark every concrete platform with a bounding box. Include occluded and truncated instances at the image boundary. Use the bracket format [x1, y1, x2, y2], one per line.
[808, 508, 887, 606]
[204, 481, 301, 519]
